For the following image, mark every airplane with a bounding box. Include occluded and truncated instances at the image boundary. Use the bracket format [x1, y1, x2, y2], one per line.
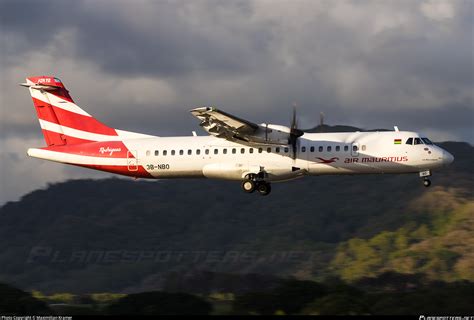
[21, 76, 454, 196]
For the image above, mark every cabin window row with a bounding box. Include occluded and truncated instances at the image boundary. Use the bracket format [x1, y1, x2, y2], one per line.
[145, 144, 359, 156]
[301, 145, 356, 153]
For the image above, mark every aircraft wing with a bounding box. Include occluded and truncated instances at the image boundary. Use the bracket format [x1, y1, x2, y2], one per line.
[190, 107, 262, 143]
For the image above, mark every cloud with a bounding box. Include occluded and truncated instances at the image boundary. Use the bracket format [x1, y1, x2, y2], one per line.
[421, 0, 456, 21]
[0, 0, 472, 203]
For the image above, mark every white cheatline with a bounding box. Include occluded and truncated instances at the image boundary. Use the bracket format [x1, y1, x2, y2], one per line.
[38, 119, 157, 142]
[29, 87, 91, 117]
[27, 148, 129, 166]
[39, 119, 121, 141]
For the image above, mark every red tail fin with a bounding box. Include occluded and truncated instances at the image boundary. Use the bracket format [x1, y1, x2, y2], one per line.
[22, 76, 118, 146]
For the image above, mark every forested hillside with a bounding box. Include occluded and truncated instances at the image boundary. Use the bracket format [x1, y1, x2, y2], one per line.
[0, 142, 472, 293]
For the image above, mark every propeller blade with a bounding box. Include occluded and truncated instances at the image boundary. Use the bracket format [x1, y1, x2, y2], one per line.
[288, 106, 303, 159]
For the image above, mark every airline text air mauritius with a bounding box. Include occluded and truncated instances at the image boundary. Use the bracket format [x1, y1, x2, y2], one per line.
[22, 76, 454, 196]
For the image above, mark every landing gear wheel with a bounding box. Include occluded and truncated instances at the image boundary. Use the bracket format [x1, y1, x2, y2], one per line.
[423, 178, 431, 187]
[241, 179, 256, 193]
[257, 182, 271, 196]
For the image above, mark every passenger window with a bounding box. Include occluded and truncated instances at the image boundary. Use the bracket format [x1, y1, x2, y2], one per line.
[414, 138, 423, 145]
[241, 148, 245, 154]
[232, 148, 236, 154]
[259, 148, 263, 153]
[196, 149, 201, 155]
[163, 150, 167, 156]
[335, 146, 340, 152]
[284, 147, 289, 153]
[310, 146, 315, 152]
[344, 145, 349, 152]
[267, 147, 271, 153]
[146, 150, 150, 156]
[249, 148, 254, 154]
[188, 149, 192, 155]
[155, 150, 159, 156]
[406, 138, 413, 145]
[179, 150, 184, 155]
[319, 146, 323, 152]
[301, 146, 306, 152]
[205, 149, 209, 155]
[214, 149, 218, 154]
[276, 147, 280, 153]
[352, 145, 358, 152]
[171, 150, 175, 156]
[327, 146, 332, 152]
[361, 145, 366, 151]
[223, 149, 227, 154]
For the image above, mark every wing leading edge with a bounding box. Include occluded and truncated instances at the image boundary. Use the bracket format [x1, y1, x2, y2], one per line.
[190, 107, 295, 146]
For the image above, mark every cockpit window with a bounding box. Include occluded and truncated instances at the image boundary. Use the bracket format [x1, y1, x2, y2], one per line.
[421, 138, 433, 145]
[406, 138, 413, 145]
[414, 138, 423, 145]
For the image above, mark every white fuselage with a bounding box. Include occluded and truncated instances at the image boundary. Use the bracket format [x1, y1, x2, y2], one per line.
[113, 130, 450, 182]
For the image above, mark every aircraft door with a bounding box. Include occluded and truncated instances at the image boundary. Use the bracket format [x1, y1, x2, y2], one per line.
[351, 143, 359, 157]
[127, 150, 138, 171]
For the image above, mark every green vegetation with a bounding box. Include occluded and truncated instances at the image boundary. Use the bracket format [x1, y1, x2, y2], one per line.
[331, 188, 474, 282]
[106, 291, 212, 315]
[90, 292, 127, 304]
[0, 141, 472, 314]
[0, 283, 51, 315]
[233, 280, 327, 315]
[2, 276, 474, 315]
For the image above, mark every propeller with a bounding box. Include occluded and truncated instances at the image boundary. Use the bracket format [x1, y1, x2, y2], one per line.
[288, 105, 304, 159]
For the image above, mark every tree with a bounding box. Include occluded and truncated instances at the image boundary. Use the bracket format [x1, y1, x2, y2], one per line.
[106, 291, 212, 315]
[0, 283, 51, 315]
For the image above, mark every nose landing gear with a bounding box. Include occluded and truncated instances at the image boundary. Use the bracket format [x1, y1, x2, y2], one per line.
[419, 170, 432, 188]
[423, 178, 431, 187]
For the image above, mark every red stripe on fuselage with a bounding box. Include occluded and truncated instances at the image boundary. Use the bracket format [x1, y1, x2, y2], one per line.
[74, 164, 153, 178]
[32, 97, 117, 136]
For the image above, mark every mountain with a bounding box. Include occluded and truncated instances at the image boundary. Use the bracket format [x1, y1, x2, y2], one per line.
[304, 124, 391, 133]
[0, 142, 472, 293]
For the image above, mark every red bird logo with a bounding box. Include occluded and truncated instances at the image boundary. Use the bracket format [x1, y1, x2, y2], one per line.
[315, 157, 339, 164]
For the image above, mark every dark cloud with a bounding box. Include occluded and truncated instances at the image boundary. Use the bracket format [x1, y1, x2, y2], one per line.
[1, 0, 273, 77]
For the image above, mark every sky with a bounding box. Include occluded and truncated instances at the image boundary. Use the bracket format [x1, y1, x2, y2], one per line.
[0, 0, 473, 204]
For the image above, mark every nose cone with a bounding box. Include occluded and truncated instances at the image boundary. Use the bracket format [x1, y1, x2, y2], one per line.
[443, 150, 454, 165]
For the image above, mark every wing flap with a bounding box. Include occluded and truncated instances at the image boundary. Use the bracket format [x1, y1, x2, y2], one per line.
[190, 107, 291, 146]
[191, 107, 259, 132]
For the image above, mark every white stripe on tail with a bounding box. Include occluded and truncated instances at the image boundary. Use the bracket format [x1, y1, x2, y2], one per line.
[22, 76, 155, 146]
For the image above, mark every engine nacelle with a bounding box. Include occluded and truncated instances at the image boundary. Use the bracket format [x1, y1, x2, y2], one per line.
[203, 163, 263, 180]
[251, 123, 292, 145]
[203, 162, 307, 182]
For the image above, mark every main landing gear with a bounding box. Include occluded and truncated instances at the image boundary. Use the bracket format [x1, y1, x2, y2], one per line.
[419, 170, 432, 188]
[241, 175, 272, 196]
